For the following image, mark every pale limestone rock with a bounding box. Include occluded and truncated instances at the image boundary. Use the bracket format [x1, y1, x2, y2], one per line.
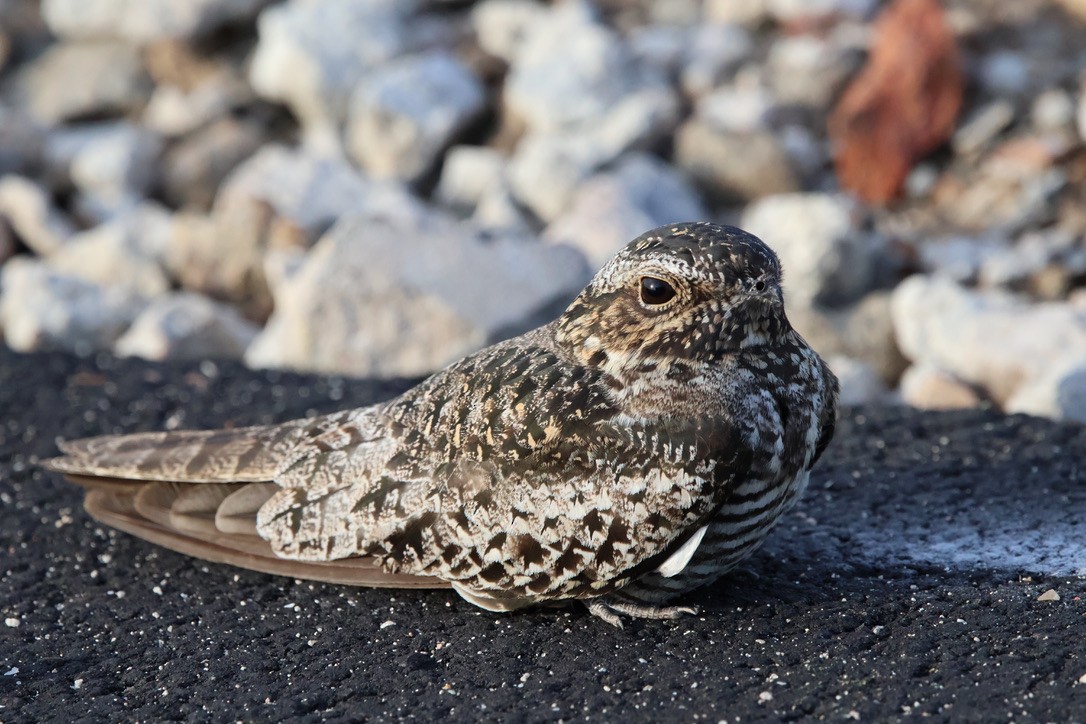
[0, 176, 76, 256]
[246, 215, 590, 377]
[892, 275, 1086, 405]
[0, 257, 143, 354]
[347, 52, 487, 184]
[115, 292, 258, 362]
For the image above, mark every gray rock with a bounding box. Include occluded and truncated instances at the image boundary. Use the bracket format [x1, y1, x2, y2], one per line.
[503, 1, 664, 134]
[829, 356, 889, 406]
[767, 0, 876, 21]
[16, 41, 151, 124]
[766, 34, 859, 110]
[680, 24, 753, 98]
[978, 228, 1086, 295]
[0, 176, 76, 256]
[142, 72, 254, 138]
[891, 275, 1086, 406]
[69, 124, 163, 221]
[977, 50, 1030, 96]
[0, 109, 44, 176]
[627, 25, 688, 80]
[704, 0, 770, 25]
[697, 83, 777, 135]
[435, 145, 508, 213]
[544, 153, 707, 268]
[48, 204, 173, 298]
[899, 363, 983, 411]
[472, 181, 535, 232]
[249, 0, 438, 151]
[918, 235, 1007, 284]
[741, 193, 879, 306]
[245, 215, 590, 377]
[507, 132, 605, 222]
[1031, 89, 1075, 134]
[347, 52, 487, 184]
[506, 86, 685, 223]
[160, 117, 266, 210]
[42, 0, 272, 43]
[1006, 361, 1086, 424]
[471, 0, 546, 64]
[952, 100, 1015, 157]
[114, 292, 258, 362]
[0, 257, 143, 355]
[674, 120, 800, 203]
[789, 291, 907, 384]
[168, 146, 430, 313]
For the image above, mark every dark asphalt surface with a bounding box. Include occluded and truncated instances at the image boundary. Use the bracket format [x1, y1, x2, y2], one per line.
[1, 345, 1084, 721]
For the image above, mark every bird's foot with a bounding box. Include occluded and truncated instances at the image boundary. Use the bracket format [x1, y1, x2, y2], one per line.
[586, 598, 699, 628]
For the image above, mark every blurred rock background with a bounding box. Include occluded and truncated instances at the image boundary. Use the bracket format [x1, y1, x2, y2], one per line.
[0, 0, 1084, 422]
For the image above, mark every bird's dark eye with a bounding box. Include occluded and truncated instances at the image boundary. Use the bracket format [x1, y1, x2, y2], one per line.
[640, 276, 676, 305]
[754, 279, 766, 292]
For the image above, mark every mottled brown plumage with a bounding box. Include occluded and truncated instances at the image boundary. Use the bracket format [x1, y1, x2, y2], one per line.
[44, 222, 838, 626]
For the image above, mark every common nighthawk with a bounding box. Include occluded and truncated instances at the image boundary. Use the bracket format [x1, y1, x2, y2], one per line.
[45, 222, 838, 627]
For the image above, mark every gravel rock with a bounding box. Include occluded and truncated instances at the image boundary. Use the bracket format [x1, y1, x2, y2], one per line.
[114, 292, 259, 362]
[696, 83, 778, 135]
[829, 355, 889, 405]
[892, 275, 1086, 405]
[159, 117, 266, 210]
[42, 0, 272, 43]
[249, 0, 437, 151]
[0, 109, 44, 176]
[768, 0, 876, 22]
[0, 176, 75, 256]
[1030, 89, 1075, 134]
[347, 51, 487, 184]
[68, 124, 163, 221]
[506, 76, 680, 223]
[1006, 361, 1086, 424]
[507, 133, 605, 222]
[168, 146, 429, 313]
[741, 193, 880, 307]
[434, 145, 508, 213]
[951, 100, 1015, 157]
[977, 50, 1030, 97]
[704, 0, 770, 26]
[142, 71, 254, 138]
[503, 1, 664, 133]
[246, 215, 590, 377]
[544, 153, 707, 268]
[680, 24, 754, 98]
[766, 34, 860, 110]
[791, 291, 908, 384]
[471, 0, 546, 64]
[16, 41, 151, 124]
[47, 205, 173, 298]
[472, 180, 535, 232]
[0, 257, 142, 354]
[674, 120, 799, 203]
[899, 363, 983, 410]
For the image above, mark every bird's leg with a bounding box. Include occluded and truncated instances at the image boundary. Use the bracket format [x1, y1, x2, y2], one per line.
[586, 597, 699, 628]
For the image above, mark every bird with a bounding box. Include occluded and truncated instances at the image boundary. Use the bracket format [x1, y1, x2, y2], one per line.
[44, 222, 838, 627]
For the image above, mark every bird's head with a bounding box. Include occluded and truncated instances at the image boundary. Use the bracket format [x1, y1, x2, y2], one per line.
[555, 222, 789, 375]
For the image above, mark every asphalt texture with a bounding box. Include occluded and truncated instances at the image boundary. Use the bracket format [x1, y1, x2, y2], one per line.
[1, 344, 1084, 722]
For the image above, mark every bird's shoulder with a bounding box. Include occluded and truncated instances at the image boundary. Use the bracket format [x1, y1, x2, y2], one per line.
[380, 327, 620, 466]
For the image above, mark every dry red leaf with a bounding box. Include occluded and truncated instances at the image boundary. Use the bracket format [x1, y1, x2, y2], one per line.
[829, 0, 962, 204]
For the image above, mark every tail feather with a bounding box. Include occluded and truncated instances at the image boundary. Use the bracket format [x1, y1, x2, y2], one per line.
[77, 484, 449, 589]
[45, 420, 321, 483]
